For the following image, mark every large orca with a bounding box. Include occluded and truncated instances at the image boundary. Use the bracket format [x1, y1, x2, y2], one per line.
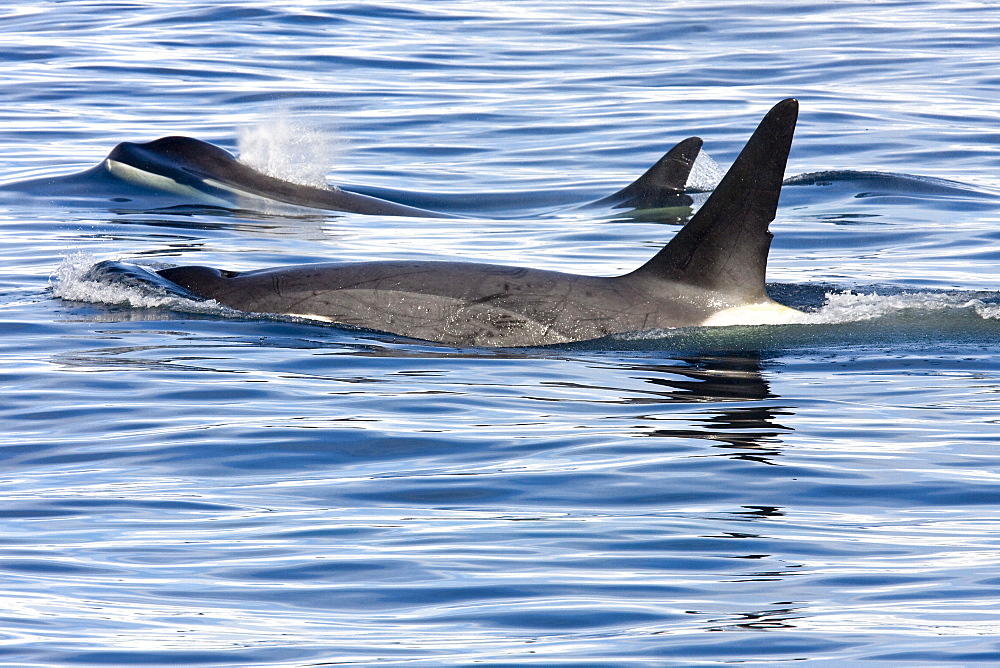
[154, 99, 802, 347]
[3, 132, 702, 217]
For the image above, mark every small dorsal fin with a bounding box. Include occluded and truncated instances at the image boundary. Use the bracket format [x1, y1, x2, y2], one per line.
[594, 137, 703, 209]
[630, 98, 798, 301]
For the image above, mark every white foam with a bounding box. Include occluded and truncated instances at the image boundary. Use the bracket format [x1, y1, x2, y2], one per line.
[51, 254, 215, 313]
[236, 111, 341, 188]
[973, 302, 1000, 320]
[808, 290, 998, 324]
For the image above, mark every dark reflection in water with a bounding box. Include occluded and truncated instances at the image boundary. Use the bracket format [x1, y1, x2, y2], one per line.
[629, 353, 776, 402]
[628, 352, 795, 464]
[668, 605, 805, 634]
[732, 505, 785, 519]
[706, 605, 805, 631]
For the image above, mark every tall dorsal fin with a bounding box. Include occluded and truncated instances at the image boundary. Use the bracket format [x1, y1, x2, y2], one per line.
[630, 99, 798, 301]
[593, 137, 703, 209]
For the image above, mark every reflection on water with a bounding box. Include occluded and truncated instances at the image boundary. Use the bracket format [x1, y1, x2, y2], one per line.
[732, 505, 785, 519]
[705, 605, 804, 631]
[628, 353, 794, 464]
[5, 0, 1000, 663]
[631, 353, 775, 402]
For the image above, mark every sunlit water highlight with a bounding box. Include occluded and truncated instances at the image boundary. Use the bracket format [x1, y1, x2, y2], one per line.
[3, 1, 1000, 666]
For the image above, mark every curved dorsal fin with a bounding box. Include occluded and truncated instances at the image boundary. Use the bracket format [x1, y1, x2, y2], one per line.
[630, 99, 798, 301]
[593, 136, 702, 209]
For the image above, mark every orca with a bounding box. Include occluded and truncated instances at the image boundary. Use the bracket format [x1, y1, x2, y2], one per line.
[102, 136, 456, 217]
[3, 132, 702, 217]
[153, 99, 803, 347]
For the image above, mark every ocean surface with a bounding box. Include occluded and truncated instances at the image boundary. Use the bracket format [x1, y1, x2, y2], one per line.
[2, 1, 1000, 665]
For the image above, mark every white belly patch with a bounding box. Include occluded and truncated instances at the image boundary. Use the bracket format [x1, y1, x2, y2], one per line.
[105, 159, 233, 206]
[701, 300, 807, 327]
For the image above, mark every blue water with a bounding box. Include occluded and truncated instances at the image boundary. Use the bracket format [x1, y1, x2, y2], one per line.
[3, 1, 1000, 665]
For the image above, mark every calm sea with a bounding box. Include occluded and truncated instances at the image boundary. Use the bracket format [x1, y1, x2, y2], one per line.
[2, 1, 1000, 665]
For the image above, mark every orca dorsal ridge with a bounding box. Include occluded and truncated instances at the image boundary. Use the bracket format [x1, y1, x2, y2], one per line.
[594, 136, 703, 209]
[631, 98, 798, 302]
